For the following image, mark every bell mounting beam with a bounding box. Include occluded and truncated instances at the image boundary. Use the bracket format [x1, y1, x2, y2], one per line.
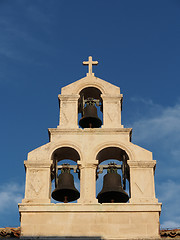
[57, 164, 78, 173]
[98, 164, 122, 174]
[83, 56, 98, 76]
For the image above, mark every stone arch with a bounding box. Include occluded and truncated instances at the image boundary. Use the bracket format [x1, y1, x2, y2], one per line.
[49, 142, 82, 162]
[76, 83, 106, 96]
[94, 142, 134, 162]
[50, 145, 81, 180]
[96, 147, 129, 164]
[79, 86, 102, 100]
[51, 147, 80, 163]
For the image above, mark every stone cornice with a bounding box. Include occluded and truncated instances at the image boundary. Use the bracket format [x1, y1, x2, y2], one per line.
[101, 94, 123, 101]
[58, 94, 79, 101]
[127, 161, 156, 168]
[24, 161, 53, 168]
[19, 203, 162, 212]
[49, 127, 132, 135]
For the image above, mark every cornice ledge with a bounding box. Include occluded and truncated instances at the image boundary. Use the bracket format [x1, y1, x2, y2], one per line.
[58, 94, 79, 101]
[127, 160, 156, 168]
[49, 128, 132, 133]
[24, 160, 53, 168]
[101, 94, 123, 100]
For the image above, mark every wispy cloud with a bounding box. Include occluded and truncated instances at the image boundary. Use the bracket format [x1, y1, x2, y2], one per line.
[130, 99, 180, 155]
[128, 97, 180, 228]
[130, 96, 155, 106]
[0, 2, 56, 64]
[159, 180, 180, 229]
[0, 182, 24, 213]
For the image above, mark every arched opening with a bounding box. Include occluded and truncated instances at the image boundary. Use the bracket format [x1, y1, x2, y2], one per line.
[78, 87, 103, 128]
[96, 147, 130, 203]
[51, 147, 80, 203]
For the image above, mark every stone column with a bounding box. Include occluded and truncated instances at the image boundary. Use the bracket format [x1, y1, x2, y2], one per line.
[128, 161, 158, 204]
[22, 161, 52, 204]
[77, 161, 98, 204]
[101, 95, 123, 128]
[58, 94, 79, 128]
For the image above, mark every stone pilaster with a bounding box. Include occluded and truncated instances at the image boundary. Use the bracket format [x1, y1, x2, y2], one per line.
[22, 161, 52, 204]
[128, 160, 158, 203]
[58, 95, 79, 128]
[101, 94, 123, 128]
[77, 160, 98, 204]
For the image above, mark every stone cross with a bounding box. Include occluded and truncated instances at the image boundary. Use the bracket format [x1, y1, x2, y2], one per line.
[83, 56, 98, 76]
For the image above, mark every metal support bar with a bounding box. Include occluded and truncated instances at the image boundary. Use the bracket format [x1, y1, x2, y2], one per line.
[57, 165, 78, 173]
[98, 164, 122, 174]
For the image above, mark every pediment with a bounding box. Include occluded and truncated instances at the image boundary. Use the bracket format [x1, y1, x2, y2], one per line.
[61, 75, 121, 96]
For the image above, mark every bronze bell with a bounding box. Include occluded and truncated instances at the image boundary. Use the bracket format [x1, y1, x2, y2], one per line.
[52, 169, 80, 203]
[79, 98, 102, 128]
[97, 167, 129, 203]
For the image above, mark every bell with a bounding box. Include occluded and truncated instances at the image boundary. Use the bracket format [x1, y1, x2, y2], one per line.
[52, 170, 80, 203]
[97, 168, 129, 203]
[79, 103, 102, 128]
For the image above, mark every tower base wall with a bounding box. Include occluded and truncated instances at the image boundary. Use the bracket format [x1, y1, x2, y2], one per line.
[19, 203, 161, 240]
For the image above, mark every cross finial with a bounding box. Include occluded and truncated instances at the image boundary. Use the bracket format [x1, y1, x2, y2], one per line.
[83, 56, 98, 76]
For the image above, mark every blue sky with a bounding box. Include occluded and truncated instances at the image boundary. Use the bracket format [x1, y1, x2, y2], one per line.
[0, 0, 180, 229]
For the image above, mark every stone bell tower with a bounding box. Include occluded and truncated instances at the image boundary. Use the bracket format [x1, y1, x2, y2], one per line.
[19, 56, 162, 240]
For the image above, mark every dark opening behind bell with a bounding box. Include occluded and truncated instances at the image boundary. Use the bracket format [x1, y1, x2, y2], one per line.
[79, 101, 102, 128]
[97, 168, 129, 203]
[52, 170, 80, 203]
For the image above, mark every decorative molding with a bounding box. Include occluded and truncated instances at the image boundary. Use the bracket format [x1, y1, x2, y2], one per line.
[24, 161, 52, 168]
[49, 128, 132, 134]
[19, 203, 162, 212]
[128, 161, 156, 168]
[101, 94, 123, 101]
[28, 170, 45, 198]
[58, 94, 79, 101]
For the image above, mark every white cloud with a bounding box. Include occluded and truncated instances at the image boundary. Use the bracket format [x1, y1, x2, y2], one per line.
[131, 102, 180, 144]
[130, 96, 155, 106]
[158, 180, 180, 229]
[0, 183, 24, 212]
[161, 221, 180, 229]
[128, 99, 180, 229]
[130, 101, 180, 170]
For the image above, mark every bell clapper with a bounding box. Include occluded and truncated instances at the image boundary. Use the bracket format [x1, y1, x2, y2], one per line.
[64, 196, 68, 203]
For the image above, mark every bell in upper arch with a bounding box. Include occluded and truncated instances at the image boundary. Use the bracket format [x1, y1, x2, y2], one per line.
[51, 168, 80, 203]
[97, 165, 129, 203]
[79, 98, 102, 128]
